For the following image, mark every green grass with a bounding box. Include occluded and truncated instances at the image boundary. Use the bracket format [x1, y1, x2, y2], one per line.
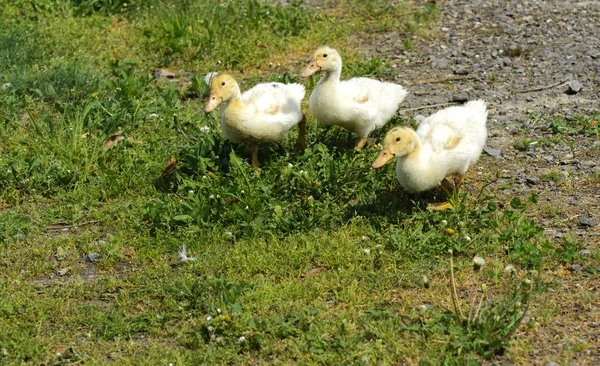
[0, 1, 595, 364]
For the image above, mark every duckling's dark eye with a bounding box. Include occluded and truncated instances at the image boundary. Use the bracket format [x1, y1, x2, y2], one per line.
[323, 53, 328, 58]
[221, 81, 226, 86]
[396, 137, 401, 142]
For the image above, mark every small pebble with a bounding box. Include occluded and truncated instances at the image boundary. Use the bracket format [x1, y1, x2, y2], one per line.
[13, 233, 26, 241]
[84, 253, 102, 263]
[580, 249, 591, 257]
[453, 68, 469, 75]
[525, 177, 540, 185]
[567, 264, 582, 272]
[544, 362, 559, 366]
[565, 80, 583, 95]
[484, 146, 501, 157]
[451, 94, 468, 103]
[578, 216, 596, 227]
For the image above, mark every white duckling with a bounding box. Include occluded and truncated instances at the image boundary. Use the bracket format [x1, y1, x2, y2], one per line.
[372, 100, 488, 197]
[205, 74, 306, 169]
[302, 46, 408, 151]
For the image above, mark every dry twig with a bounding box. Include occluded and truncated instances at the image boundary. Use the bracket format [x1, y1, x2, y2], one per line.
[511, 79, 568, 94]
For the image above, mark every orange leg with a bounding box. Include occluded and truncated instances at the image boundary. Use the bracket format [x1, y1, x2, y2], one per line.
[354, 137, 371, 152]
[295, 114, 307, 152]
[250, 142, 259, 170]
[440, 177, 456, 194]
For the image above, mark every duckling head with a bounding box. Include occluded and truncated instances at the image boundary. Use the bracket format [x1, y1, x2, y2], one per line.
[302, 46, 342, 77]
[372, 127, 419, 168]
[205, 74, 239, 113]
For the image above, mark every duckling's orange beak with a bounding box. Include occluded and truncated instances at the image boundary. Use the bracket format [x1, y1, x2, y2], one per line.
[301, 61, 320, 77]
[372, 148, 394, 169]
[205, 93, 221, 113]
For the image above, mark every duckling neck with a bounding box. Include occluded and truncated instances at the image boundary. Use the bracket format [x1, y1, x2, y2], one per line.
[320, 66, 342, 84]
[398, 135, 423, 161]
[225, 84, 242, 104]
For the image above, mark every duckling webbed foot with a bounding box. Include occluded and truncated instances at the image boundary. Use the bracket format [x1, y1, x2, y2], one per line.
[427, 202, 454, 211]
[354, 137, 372, 152]
[452, 174, 464, 188]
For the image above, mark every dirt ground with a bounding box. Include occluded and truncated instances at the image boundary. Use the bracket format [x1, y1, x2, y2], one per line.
[343, 0, 600, 363]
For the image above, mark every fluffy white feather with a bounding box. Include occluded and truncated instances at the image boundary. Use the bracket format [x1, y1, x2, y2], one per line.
[373, 100, 488, 193]
[303, 47, 407, 147]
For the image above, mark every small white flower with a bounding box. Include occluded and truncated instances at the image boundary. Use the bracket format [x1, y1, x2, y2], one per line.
[288, 163, 293, 168]
[206, 316, 212, 322]
[238, 336, 246, 343]
[216, 337, 224, 343]
[504, 264, 515, 273]
[363, 248, 371, 254]
[464, 235, 472, 241]
[240, 190, 244, 194]
[245, 205, 249, 210]
[209, 194, 215, 199]
[56, 352, 61, 357]
[148, 113, 159, 119]
[188, 190, 194, 194]
[202, 175, 207, 179]
[7, 169, 12, 174]
[361, 235, 367, 240]
[299, 170, 304, 174]
[440, 220, 448, 226]
[199, 126, 210, 133]
[217, 308, 221, 314]
[473, 256, 485, 271]
[208, 326, 214, 332]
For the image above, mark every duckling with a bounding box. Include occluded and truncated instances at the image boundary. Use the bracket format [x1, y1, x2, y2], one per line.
[372, 100, 488, 200]
[205, 74, 306, 169]
[302, 46, 408, 151]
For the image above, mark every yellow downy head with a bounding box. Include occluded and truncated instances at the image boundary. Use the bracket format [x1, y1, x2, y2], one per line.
[205, 74, 238, 113]
[372, 127, 418, 168]
[301, 46, 341, 77]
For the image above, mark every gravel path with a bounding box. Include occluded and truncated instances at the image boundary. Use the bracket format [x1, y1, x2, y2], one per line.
[358, 0, 600, 363]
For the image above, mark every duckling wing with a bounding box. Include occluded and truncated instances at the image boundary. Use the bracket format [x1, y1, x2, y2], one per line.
[417, 101, 488, 169]
[342, 78, 408, 127]
[242, 82, 305, 116]
[239, 83, 305, 141]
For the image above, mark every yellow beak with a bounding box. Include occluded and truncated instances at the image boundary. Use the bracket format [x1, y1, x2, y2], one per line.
[301, 62, 320, 77]
[205, 93, 221, 113]
[372, 148, 394, 169]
